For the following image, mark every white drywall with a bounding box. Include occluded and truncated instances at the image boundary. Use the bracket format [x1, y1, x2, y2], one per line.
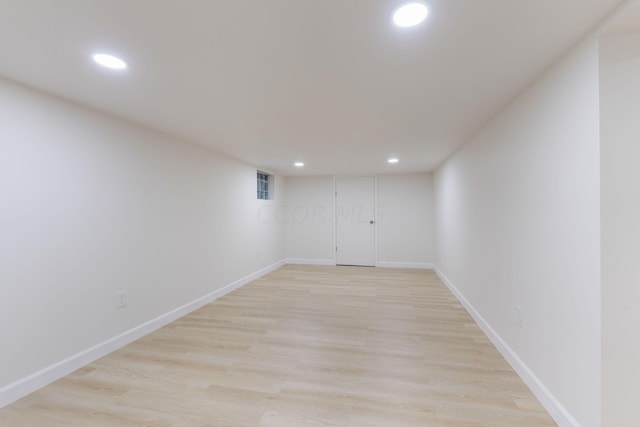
[282, 176, 335, 263]
[600, 32, 640, 427]
[434, 38, 601, 427]
[284, 174, 435, 267]
[377, 173, 434, 267]
[0, 79, 285, 399]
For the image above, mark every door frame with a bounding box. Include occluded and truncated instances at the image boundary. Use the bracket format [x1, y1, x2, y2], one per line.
[333, 175, 378, 266]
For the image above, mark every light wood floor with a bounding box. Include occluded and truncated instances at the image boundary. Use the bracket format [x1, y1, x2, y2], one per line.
[0, 265, 556, 426]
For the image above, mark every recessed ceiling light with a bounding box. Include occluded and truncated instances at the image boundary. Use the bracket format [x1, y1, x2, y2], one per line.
[388, 158, 399, 164]
[92, 53, 127, 70]
[294, 162, 305, 167]
[392, 2, 429, 28]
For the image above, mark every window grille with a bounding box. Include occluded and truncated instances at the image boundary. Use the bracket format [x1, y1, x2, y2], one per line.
[257, 171, 271, 200]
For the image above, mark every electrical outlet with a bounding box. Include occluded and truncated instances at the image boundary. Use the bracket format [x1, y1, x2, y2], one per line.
[515, 304, 523, 327]
[117, 291, 127, 309]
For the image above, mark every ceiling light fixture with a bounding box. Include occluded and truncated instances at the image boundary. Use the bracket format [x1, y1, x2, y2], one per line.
[92, 53, 127, 70]
[294, 162, 305, 167]
[392, 2, 429, 28]
[388, 158, 399, 164]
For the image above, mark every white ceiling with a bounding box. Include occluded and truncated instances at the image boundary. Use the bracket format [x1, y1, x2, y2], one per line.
[0, 0, 624, 176]
[605, 0, 640, 34]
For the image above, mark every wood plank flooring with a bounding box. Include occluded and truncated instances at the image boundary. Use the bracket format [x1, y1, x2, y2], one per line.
[0, 265, 557, 426]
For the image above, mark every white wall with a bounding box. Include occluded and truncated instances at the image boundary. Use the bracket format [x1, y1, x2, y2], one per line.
[0, 79, 285, 401]
[284, 174, 435, 267]
[377, 173, 434, 267]
[434, 38, 601, 427]
[283, 176, 335, 263]
[600, 32, 640, 427]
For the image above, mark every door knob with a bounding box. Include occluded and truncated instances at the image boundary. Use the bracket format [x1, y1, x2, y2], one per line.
[370, 220, 375, 224]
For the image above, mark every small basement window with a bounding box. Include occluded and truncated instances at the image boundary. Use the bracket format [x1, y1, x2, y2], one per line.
[257, 171, 273, 200]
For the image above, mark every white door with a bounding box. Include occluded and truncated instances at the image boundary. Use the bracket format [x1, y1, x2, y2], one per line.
[336, 176, 376, 266]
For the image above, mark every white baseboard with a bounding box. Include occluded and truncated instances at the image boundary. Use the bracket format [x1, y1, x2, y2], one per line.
[0, 259, 286, 409]
[433, 265, 579, 427]
[285, 258, 336, 266]
[284, 259, 434, 269]
[376, 261, 434, 269]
